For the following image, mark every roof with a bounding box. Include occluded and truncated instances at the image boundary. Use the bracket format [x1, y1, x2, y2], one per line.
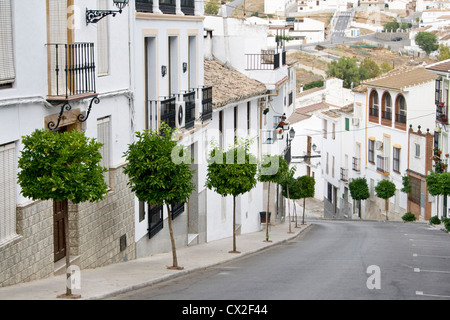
[204, 59, 267, 110]
[321, 110, 341, 119]
[288, 102, 339, 124]
[361, 66, 437, 90]
[426, 59, 450, 74]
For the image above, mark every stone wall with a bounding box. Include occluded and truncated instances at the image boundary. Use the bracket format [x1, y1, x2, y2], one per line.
[0, 200, 54, 287]
[0, 163, 136, 288]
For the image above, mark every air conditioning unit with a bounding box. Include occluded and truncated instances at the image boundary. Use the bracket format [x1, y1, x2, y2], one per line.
[352, 118, 360, 126]
[375, 141, 383, 150]
[176, 101, 185, 129]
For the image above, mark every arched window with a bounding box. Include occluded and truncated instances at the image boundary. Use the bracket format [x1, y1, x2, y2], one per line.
[369, 90, 379, 120]
[382, 92, 392, 121]
[395, 94, 407, 124]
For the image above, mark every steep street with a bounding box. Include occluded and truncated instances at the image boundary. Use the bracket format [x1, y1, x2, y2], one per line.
[109, 220, 450, 300]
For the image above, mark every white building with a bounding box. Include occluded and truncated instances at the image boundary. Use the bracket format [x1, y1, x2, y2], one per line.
[0, 0, 135, 287]
[353, 66, 437, 220]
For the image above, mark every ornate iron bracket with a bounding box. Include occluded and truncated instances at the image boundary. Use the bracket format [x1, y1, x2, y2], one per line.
[48, 103, 72, 131]
[48, 96, 100, 131]
[78, 96, 100, 123]
[86, 9, 122, 24]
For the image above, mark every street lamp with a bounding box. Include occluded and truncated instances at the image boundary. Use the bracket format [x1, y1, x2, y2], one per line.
[288, 127, 295, 141]
[86, 0, 129, 24]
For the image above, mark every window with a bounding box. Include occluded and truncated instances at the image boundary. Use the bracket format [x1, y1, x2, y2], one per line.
[382, 92, 392, 121]
[415, 143, 420, 158]
[0, 0, 15, 86]
[369, 90, 379, 119]
[97, 0, 110, 76]
[368, 139, 375, 163]
[393, 146, 400, 173]
[396, 95, 407, 124]
[97, 117, 111, 186]
[0, 142, 16, 243]
[247, 101, 251, 133]
[148, 204, 163, 238]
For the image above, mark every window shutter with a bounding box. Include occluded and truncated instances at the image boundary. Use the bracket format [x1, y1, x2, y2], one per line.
[0, 143, 16, 242]
[97, 117, 110, 185]
[436, 79, 441, 105]
[97, 0, 110, 76]
[0, 0, 15, 85]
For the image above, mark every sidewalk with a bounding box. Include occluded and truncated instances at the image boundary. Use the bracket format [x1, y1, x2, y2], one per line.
[0, 221, 312, 300]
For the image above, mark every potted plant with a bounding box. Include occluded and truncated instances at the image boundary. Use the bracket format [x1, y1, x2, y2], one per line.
[283, 120, 290, 130]
[277, 128, 283, 139]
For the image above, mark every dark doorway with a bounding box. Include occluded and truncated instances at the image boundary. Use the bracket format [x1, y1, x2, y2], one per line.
[53, 199, 68, 262]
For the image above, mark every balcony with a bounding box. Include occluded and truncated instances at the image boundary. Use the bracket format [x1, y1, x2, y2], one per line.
[201, 86, 213, 122]
[159, 0, 176, 14]
[369, 107, 379, 123]
[245, 50, 286, 70]
[46, 43, 97, 102]
[184, 91, 196, 129]
[352, 157, 360, 172]
[181, 0, 195, 15]
[376, 155, 389, 174]
[340, 168, 348, 182]
[136, 0, 153, 12]
[160, 96, 176, 129]
[395, 112, 407, 130]
[436, 104, 448, 124]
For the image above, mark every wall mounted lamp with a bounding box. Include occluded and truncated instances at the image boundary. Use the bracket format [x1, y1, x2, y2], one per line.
[86, 0, 129, 24]
[161, 65, 167, 77]
[183, 62, 188, 73]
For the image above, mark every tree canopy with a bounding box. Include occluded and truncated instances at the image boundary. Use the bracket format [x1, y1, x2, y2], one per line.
[415, 32, 439, 55]
[327, 57, 381, 89]
[17, 129, 108, 203]
[349, 177, 370, 201]
[123, 124, 195, 206]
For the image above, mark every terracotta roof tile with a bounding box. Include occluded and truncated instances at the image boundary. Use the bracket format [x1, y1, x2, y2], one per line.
[204, 59, 267, 109]
[361, 66, 436, 90]
[426, 59, 450, 73]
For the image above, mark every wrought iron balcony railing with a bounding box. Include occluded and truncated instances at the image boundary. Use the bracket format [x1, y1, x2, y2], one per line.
[184, 91, 196, 129]
[159, 0, 176, 14]
[395, 113, 406, 124]
[340, 168, 348, 182]
[369, 107, 379, 118]
[376, 155, 389, 174]
[436, 104, 448, 124]
[46, 43, 96, 102]
[136, 0, 153, 12]
[160, 96, 176, 129]
[181, 0, 195, 15]
[352, 157, 361, 172]
[245, 51, 285, 70]
[201, 86, 213, 122]
[382, 110, 392, 121]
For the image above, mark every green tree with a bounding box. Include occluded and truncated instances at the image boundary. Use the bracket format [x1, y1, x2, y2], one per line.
[415, 32, 439, 55]
[349, 177, 370, 219]
[296, 175, 315, 225]
[17, 129, 108, 297]
[359, 57, 381, 81]
[437, 44, 450, 61]
[380, 61, 393, 73]
[205, 0, 220, 15]
[384, 21, 399, 32]
[375, 179, 396, 220]
[426, 172, 450, 219]
[280, 167, 296, 233]
[123, 123, 195, 270]
[258, 155, 289, 242]
[327, 57, 360, 88]
[206, 138, 258, 253]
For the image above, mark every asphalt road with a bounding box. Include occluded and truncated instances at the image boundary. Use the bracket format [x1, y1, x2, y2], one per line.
[108, 220, 450, 300]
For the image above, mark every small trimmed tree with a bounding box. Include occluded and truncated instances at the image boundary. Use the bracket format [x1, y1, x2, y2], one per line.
[349, 177, 370, 219]
[426, 172, 450, 219]
[17, 129, 108, 297]
[206, 138, 258, 253]
[123, 123, 195, 270]
[258, 155, 289, 242]
[280, 167, 296, 233]
[375, 179, 396, 220]
[297, 175, 315, 225]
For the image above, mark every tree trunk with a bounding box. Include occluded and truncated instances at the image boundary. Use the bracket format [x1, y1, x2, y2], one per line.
[385, 198, 389, 221]
[302, 197, 306, 225]
[64, 207, 71, 296]
[359, 199, 362, 219]
[287, 185, 292, 233]
[265, 182, 271, 242]
[230, 196, 240, 253]
[166, 204, 183, 270]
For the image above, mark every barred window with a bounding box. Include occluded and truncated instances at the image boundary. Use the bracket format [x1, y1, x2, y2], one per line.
[393, 146, 400, 173]
[368, 139, 375, 163]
